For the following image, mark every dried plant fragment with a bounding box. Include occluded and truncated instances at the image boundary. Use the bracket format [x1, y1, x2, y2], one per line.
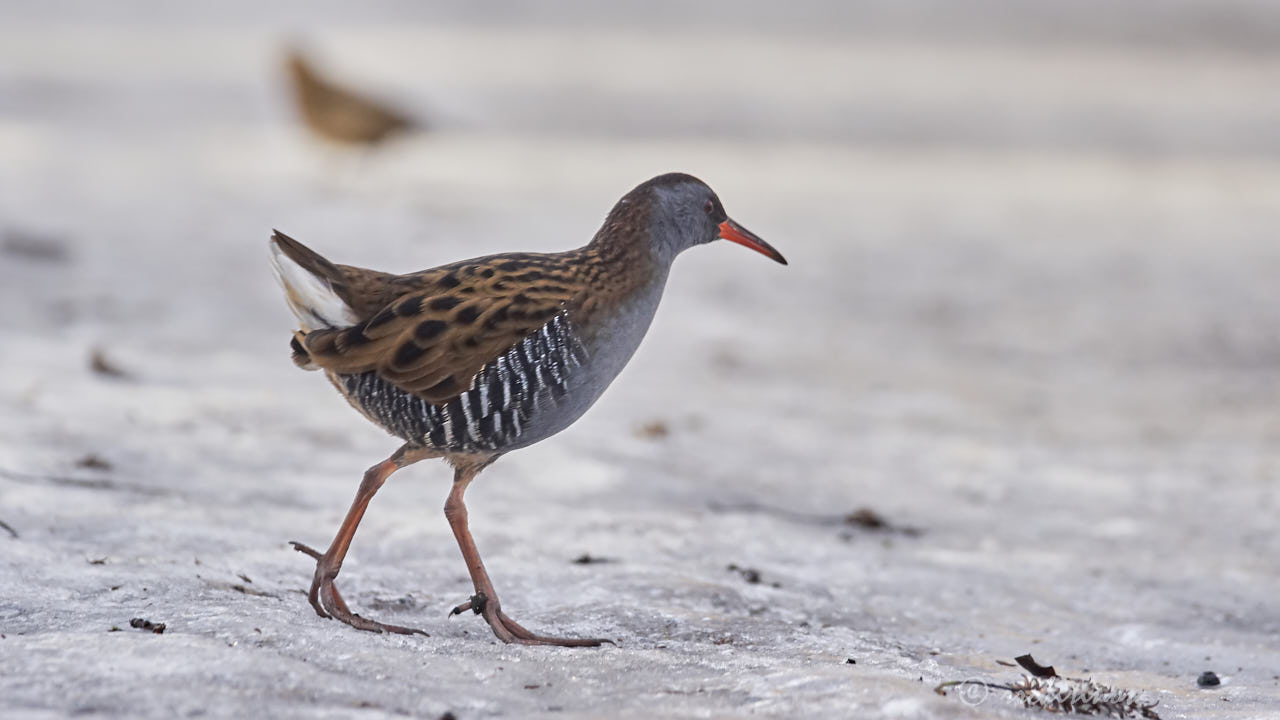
[1009, 676, 1160, 718]
[935, 655, 1161, 719]
[1016, 653, 1058, 678]
[89, 348, 131, 379]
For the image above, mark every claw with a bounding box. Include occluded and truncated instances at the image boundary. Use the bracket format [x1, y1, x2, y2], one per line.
[289, 541, 324, 560]
[449, 591, 487, 617]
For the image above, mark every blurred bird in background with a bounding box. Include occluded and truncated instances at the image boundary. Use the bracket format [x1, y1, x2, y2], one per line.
[284, 48, 416, 146]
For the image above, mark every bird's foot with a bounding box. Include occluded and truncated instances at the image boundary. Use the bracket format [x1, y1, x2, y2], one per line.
[289, 541, 427, 636]
[448, 591, 612, 647]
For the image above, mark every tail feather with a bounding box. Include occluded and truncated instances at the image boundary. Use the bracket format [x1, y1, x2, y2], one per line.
[268, 230, 359, 331]
[290, 331, 317, 370]
[270, 229, 344, 283]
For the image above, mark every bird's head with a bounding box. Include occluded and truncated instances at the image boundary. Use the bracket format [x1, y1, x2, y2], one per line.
[603, 173, 787, 267]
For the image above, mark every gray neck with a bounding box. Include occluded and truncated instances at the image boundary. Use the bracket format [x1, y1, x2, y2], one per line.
[580, 264, 671, 395]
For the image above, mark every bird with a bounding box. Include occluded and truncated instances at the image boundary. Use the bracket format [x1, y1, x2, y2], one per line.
[269, 172, 786, 646]
[284, 48, 415, 146]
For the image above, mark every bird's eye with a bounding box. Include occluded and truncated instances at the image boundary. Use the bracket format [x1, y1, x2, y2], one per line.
[704, 199, 714, 214]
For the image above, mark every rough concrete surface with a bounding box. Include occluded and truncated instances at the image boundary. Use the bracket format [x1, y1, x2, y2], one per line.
[2, 2, 1279, 718]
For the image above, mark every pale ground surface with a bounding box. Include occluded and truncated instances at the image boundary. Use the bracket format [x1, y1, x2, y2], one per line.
[2, 2, 1280, 718]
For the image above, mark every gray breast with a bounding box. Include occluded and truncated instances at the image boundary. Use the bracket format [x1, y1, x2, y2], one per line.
[338, 313, 591, 453]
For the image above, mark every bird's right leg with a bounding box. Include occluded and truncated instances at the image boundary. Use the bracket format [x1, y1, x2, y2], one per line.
[443, 458, 608, 647]
[290, 444, 431, 635]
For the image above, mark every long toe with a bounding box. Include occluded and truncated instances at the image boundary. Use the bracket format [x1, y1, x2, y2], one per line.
[345, 612, 429, 636]
[318, 581, 427, 635]
[293, 543, 427, 636]
[290, 544, 332, 618]
[491, 609, 611, 647]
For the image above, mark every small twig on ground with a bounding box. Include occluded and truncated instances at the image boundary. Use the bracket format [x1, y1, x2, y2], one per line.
[75, 454, 113, 471]
[571, 553, 615, 565]
[708, 500, 923, 536]
[129, 617, 166, 634]
[0, 519, 17, 539]
[634, 420, 670, 439]
[89, 348, 132, 379]
[726, 563, 782, 588]
[0, 467, 167, 496]
[228, 581, 278, 598]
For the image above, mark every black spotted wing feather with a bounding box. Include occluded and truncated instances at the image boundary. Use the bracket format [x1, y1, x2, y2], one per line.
[294, 252, 590, 451]
[297, 252, 580, 403]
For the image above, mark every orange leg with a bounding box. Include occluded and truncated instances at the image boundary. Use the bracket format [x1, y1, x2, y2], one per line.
[443, 459, 610, 647]
[290, 445, 431, 635]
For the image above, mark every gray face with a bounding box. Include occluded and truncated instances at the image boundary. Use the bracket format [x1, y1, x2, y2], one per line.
[648, 180, 728, 263]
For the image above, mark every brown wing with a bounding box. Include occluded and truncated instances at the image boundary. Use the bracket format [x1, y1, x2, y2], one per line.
[297, 253, 582, 404]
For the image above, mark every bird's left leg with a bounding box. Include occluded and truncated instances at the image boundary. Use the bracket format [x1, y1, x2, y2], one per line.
[290, 443, 435, 635]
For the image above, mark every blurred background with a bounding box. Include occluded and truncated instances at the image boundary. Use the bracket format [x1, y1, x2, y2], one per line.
[2, 1, 1279, 717]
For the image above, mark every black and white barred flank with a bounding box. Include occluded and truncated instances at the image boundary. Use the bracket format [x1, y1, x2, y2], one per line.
[340, 313, 588, 452]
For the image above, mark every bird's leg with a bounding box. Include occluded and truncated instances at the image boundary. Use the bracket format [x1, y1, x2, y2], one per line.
[290, 444, 431, 635]
[443, 459, 609, 647]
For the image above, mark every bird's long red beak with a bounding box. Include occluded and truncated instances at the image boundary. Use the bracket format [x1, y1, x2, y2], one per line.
[719, 219, 787, 265]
